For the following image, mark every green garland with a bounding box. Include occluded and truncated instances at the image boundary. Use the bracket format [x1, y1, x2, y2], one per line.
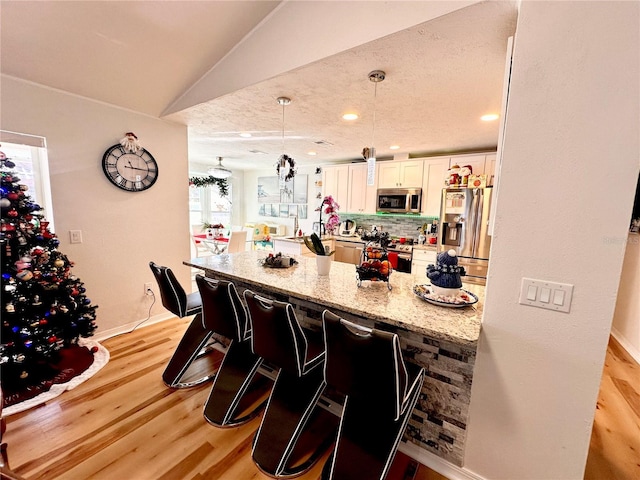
[189, 176, 229, 197]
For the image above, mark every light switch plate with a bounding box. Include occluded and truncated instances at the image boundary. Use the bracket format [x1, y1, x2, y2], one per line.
[519, 278, 574, 313]
[69, 230, 83, 244]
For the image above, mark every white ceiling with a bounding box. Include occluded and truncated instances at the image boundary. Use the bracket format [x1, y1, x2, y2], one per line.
[1, 1, 518, 172]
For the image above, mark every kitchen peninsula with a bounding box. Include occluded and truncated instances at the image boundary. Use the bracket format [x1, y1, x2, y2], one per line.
[185, 251, 484, 466]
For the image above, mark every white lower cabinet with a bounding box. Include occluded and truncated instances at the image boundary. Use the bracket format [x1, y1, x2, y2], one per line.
[411, 248, 437, 277]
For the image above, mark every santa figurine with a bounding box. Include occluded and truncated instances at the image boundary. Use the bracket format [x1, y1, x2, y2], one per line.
[459, 165, 473, 186]
[447, 164, 461, 186]
[426, 249, 466, 297]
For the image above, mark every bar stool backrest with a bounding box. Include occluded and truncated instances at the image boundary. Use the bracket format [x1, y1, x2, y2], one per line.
[196, 275, 247, 341]
[244, 290, 307, 377]
[149, 261, 188, 317]
[322, 311, 408, 422]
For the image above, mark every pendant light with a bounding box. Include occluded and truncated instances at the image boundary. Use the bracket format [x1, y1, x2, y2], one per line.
[208, 156, 232, 179]
[363, 70, 385, 186]
[275, 96, 296, 187]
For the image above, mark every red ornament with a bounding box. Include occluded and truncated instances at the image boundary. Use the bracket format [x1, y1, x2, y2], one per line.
[91, 346, 99, 354]
[7, 209, 18, 218]
[1, 223, 15, 232]
[7, 192, 19, 201]
[48, 336, 58, 344]
[39, 319, 48, 325]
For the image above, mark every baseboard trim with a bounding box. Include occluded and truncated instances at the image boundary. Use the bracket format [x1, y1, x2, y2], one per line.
[398, 441, 486, 480]
[610, 327, 640, 365]
[92, 312, 174, 342]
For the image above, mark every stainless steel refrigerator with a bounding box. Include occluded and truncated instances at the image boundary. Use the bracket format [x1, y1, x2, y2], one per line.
[437, 187, 492, 284]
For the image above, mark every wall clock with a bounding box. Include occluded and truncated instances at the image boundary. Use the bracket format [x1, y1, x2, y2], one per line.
[101, 144, 158, 192]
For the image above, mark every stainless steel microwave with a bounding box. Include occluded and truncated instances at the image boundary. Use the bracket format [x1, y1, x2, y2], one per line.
[376, 188, 422, 213]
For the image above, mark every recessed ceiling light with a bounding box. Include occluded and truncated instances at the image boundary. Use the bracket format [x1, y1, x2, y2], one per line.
[342, 113, 359, 121]
[249, 149, 267, 154]
[239, 133, 252, 138]
[481, 114, 499, 121]
[307, 151, 317, 156]
[390, 145, 400, 150]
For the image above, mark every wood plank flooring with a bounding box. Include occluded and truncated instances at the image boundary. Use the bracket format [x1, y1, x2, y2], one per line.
[2, 317, 637, 479]
[584, 336, 640, 480]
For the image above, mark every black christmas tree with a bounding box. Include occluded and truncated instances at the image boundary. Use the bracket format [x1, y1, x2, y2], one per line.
[1, 148, 98, 400]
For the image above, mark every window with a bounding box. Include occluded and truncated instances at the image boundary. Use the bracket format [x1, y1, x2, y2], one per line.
[0, 132, 54, 231]
[189, 181, 232, 230]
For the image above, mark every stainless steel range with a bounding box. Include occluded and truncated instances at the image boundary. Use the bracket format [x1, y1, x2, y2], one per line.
[386, 243, 413, 273]
[368, 242, 413, 273]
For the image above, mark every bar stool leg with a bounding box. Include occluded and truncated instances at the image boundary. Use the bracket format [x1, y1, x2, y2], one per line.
[162, 313, 217, 388]
[203, 339, 268, 427]
[252, 366, 335, 478]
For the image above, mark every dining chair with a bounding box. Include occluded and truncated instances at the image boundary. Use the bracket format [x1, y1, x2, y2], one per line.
[227, 230, 248, 253]
[320, 311, 425, 480]
[196, 275, 270, 427]
[244, 290, 338, 478]
[149, 261, 218, 388]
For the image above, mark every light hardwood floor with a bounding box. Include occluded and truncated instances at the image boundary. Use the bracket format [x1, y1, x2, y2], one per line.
[2, 317, 637, 480]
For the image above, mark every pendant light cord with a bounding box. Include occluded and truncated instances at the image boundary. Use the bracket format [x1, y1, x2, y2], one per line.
[372, 80, 378, 148]
[281, 101, 285, 154]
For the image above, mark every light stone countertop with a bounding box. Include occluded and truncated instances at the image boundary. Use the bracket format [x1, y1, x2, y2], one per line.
[185, 251, 483, 347]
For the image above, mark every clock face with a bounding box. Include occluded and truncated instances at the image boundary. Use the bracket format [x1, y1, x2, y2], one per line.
[102, 144, 158, 192]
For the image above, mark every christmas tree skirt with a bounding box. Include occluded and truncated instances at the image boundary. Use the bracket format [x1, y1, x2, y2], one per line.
[2, 339, 109, 416]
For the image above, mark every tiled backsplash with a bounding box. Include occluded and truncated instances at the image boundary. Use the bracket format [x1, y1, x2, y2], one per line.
[342, 214, 438, 240]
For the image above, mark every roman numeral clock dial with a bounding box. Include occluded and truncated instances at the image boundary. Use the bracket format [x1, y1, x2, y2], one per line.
[102, 144, 158, 192]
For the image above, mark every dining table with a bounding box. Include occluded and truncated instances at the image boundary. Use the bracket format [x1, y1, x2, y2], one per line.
[194, 234, 229, 254]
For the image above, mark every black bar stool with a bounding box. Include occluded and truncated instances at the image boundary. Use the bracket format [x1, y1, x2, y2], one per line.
[244, 290, 338, 478]
[196, 275, 270, 427]
[321, 311, 425, 480]
[149, 262, 217, 388]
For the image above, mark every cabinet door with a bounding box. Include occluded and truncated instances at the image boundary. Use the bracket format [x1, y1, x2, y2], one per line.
[348, 164, 376, 213]
[377, 162, 401, 188]
[485, 154, 496, 186]
[323, 165, 349, 208]
[450, 154, 487, 176]
[398, 160, 424, 188]
[421, 157, 449, 216]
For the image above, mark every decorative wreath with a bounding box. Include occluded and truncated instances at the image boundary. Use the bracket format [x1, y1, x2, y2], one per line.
[189, 176, 229, 197]
[276, 154, 297, 182]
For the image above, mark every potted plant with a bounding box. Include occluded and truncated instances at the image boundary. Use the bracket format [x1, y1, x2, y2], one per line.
[303, 233, 334, 275]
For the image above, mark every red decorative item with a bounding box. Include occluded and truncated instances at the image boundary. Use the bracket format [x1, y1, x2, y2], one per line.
[91, 346, 99, 354]
[48, 336, 58, 344]
[7, 209, 18, 218]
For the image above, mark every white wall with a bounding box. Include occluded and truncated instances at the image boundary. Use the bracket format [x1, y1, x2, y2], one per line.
[464, 2, 639, 479]
[611, 235, 640, 363]
[1, 76, 191, 337]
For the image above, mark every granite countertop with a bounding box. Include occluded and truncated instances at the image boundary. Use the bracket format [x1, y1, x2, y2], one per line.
[185, 251, 483, 346]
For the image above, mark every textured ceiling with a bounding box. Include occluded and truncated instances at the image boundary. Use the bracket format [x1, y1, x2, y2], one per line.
[1, 1, 518, 172]
[168, 1, 518, 171]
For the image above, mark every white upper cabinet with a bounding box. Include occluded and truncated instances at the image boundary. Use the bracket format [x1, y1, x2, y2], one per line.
[420, 156, 450, 217]
[322, 164, 349, 209]
[347, 163, 376, 213]
[485, 153, 497, 186]
[377, 160, 424, 188]
[449, 154, 487, 177]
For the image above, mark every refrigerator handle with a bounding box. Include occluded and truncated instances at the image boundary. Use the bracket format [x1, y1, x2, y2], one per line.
[473, 189, 485, 257]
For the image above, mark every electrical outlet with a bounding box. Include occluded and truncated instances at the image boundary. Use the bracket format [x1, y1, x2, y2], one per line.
[144, 282, 153, 295]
